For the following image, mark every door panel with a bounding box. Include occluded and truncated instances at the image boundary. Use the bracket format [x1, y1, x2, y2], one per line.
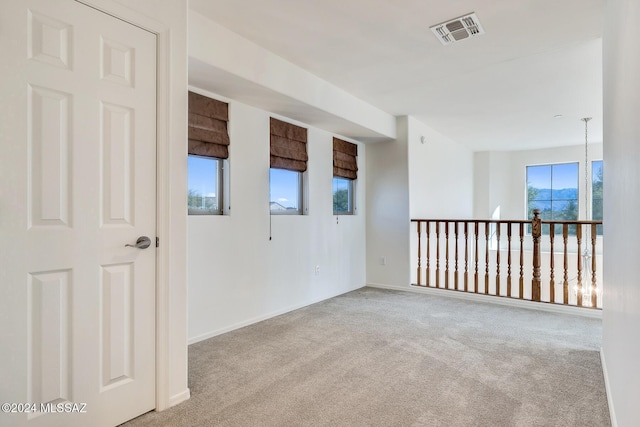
[0, 1, 157, 426]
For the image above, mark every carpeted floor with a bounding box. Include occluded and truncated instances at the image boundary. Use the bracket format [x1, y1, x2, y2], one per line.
[122, 287, 610, 427]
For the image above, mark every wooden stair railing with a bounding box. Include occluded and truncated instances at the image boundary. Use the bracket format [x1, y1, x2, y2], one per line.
[411, 211, 603, 309]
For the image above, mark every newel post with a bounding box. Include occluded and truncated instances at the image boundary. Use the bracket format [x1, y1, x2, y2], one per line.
[531, 209, 542, 302]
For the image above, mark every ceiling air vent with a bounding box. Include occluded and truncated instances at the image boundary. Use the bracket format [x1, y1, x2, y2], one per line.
[430, 13, 485, 45]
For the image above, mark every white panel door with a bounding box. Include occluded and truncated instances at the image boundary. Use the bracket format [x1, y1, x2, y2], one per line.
[0, 1, 157, 426]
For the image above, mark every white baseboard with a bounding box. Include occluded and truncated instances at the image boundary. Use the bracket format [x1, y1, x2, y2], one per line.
[600, 348, 618, 427]
[366, 282, 602, 319]
[167, 388, 190, 408]
[169, 389, 191, 407]
[188, 285, 366, 345]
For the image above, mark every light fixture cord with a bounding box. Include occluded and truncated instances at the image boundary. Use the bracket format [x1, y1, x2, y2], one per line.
[584, 118, 589, 222]
[582, 118, 592, 279]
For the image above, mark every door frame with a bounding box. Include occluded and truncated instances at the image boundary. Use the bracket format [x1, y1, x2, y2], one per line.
[75, 0, 188, 411]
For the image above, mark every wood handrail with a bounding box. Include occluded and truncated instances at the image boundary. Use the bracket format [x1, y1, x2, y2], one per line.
[411, 218, 603, 225]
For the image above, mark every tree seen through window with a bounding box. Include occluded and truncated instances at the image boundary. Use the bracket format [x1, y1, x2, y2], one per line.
[333, 177, 353, 214]
[592, 160, 603, 235]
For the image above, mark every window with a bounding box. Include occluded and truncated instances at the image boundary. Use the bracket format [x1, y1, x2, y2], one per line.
[269, 118, 308, 215]
[333, 137, 358, 215]
[333, 177, 354, 214]
[527, 162, 578, 234]
[187, 91, 229, 216]
[188, 155, 223, 215]
[592, 160, 603, 235]
[270, 168, 302, 214]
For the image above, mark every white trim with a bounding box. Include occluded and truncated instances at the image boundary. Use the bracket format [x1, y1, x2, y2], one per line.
[600, 348, 618, 427]
[188, 286, 366, 345]
[76, 0, 165, 31]
[154, 25, 175, 412]
[75, 0, 187, 412]
[169, 389, 191, 408]
[366, 282, 602, 319]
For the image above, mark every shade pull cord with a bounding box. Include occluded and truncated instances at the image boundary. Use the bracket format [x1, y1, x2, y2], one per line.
[269, 171, 272, 241]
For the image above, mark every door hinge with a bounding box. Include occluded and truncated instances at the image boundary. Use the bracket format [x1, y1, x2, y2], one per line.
[156, 237, 159, 248]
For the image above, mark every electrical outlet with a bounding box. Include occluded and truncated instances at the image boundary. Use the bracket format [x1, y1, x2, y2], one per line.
[315, 265, 320, 275]
[379, 257, 386, 266]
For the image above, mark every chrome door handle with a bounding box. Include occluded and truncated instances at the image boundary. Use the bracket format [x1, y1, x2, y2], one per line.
[125, 236, 151, 249]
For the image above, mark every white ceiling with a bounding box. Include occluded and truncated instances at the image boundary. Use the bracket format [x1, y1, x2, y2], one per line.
[189, 0, 604, 151]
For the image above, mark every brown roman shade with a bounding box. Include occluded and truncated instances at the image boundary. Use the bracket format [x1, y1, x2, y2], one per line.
[270, 118, 308, 172]
[188, 91, 230, 159]
[333, 137, 358, 179]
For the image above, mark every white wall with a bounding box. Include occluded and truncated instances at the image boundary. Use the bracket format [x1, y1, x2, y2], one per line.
[187, 89, 367, 342]
[473, 151, 511, 219]
[602, 0, 640, 425]
[408, 117, 474, 219]
[405, 118, 474, 289]
[366, 116, 474, 289]
[365, 117, 411, 288]
[474, 143, 603, 220]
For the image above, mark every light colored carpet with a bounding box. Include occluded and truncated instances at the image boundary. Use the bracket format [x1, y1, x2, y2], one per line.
[122, 287, 609, 427]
